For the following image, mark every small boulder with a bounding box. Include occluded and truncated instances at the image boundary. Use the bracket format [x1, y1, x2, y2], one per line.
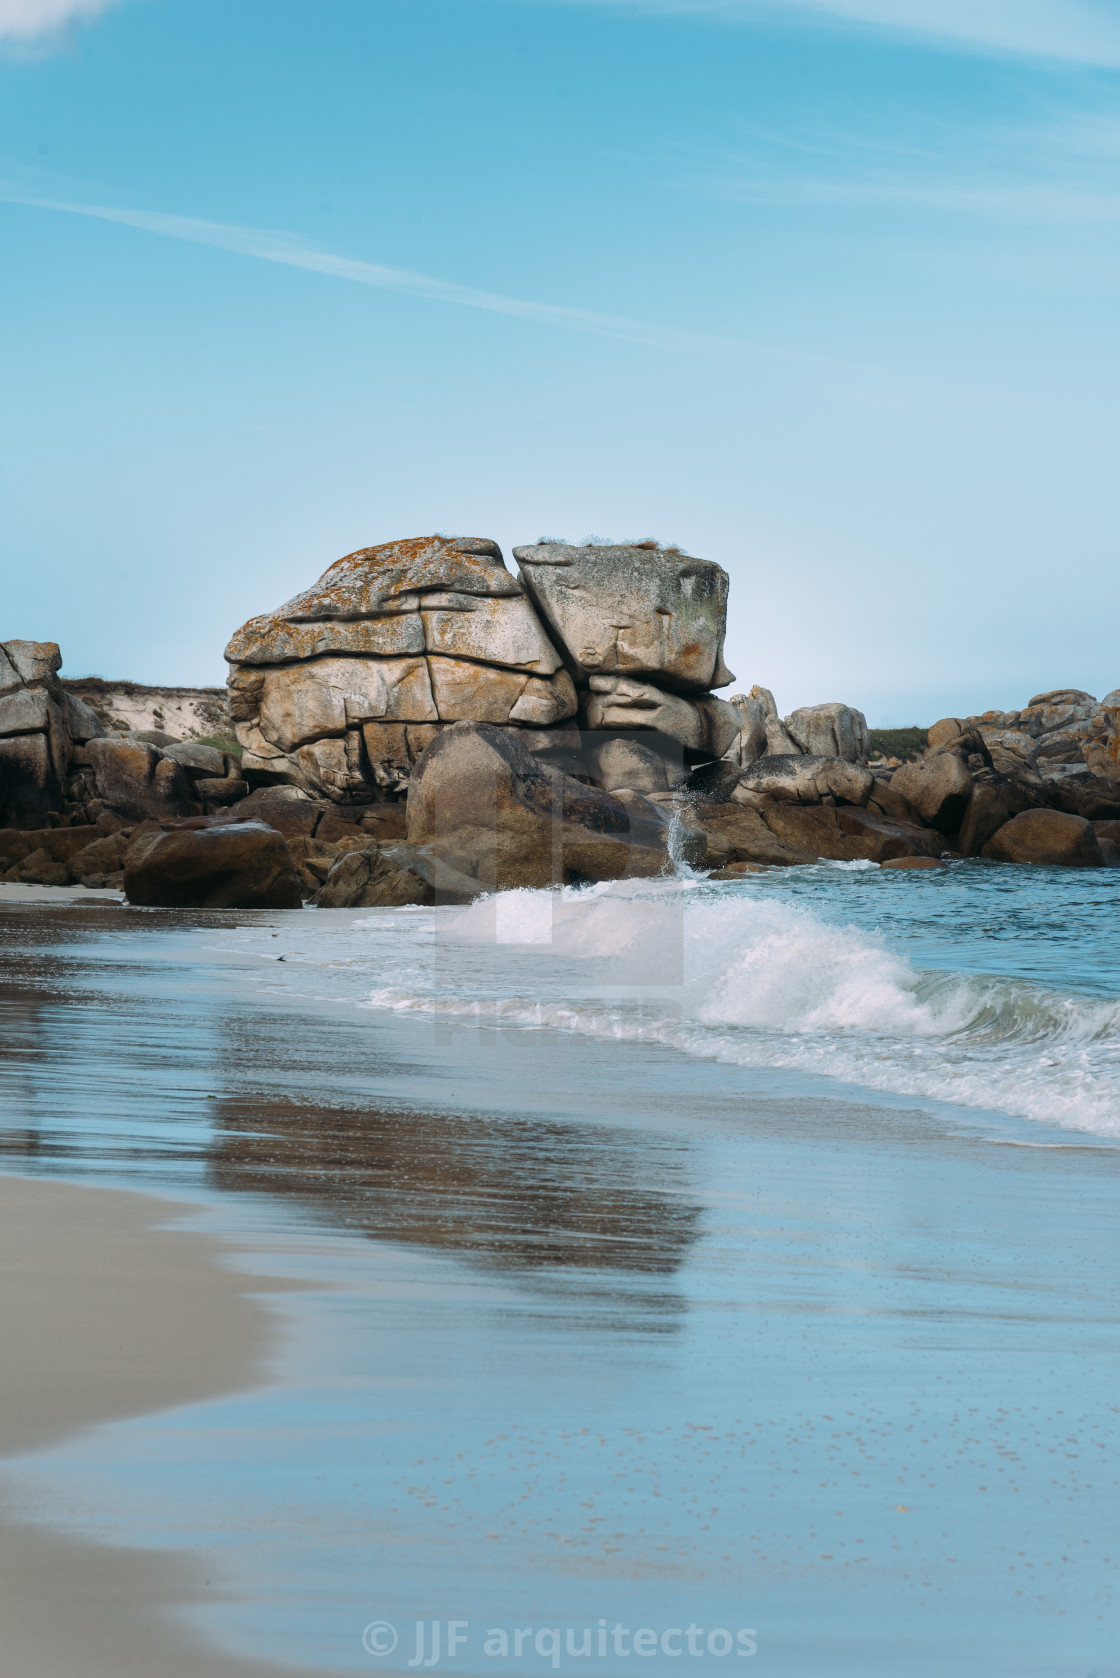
[730, 754, 873, 808]
[890, 749, 974, 835]
[879, 856, 945, 871]
[163, 742, 227, 776]
[124, 822, 304, 908]
[9, 847, 70, 886]
[982, 809, 1106, 868]
[1, 640, 62, 687]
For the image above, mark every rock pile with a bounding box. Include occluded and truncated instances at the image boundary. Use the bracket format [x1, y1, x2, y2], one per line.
[4, 538, 1119, 905]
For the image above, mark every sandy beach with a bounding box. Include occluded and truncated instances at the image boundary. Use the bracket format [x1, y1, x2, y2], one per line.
[1, 888, 1118, 1675]
[0, 1172, 328, 1678]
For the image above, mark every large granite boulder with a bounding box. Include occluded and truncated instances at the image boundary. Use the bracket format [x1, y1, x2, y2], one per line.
[226, 536, 577, 801]
[783, 702, 871, 764]
[406, 721, 669, 889]
[123, 822, 304, 907]
[513, 540, 733, 692]
[982, 809, 1107, 868]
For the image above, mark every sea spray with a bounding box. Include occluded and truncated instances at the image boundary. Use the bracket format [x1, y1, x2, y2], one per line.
[217, 869, 1120, 1138]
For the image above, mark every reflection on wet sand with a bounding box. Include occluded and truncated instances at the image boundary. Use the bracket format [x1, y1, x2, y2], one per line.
[208, 1094, 703, 1280]
[0, 907, 702, 1306]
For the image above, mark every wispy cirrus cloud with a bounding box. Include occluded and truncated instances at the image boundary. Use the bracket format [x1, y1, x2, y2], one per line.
[0, 186, 742, 355]
[0, 0, 119, 43]
[519, 0, 1120, 68]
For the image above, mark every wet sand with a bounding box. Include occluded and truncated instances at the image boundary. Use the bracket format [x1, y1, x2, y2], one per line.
[0, 1173, 326, 1678]
[1, 898, 1118, 1674]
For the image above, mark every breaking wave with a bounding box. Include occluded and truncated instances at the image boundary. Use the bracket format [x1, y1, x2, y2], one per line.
[354, 880, 1120, 1138]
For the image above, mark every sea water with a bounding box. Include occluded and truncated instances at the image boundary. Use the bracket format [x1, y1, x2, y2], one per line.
[216, 860, 1120, 1139]
[1, 860, 1118, 1677]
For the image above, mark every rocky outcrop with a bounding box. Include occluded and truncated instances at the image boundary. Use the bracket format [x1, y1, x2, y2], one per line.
[982, 809, 1109, 869]
[225, 536, 578, 802]
[927, 688, 1120, 810]
[406, 721, 669, 889]
[123, 822, 304, 908]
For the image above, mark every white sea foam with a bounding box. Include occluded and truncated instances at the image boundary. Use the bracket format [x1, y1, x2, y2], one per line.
[223, 874, 1120, 1139]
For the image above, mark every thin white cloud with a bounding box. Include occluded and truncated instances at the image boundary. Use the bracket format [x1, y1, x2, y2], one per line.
[522, 0, 1120, 68]
[0, 187, 739, 355]
[705, 173, 1120, 219]
[0, 0, 118, 42]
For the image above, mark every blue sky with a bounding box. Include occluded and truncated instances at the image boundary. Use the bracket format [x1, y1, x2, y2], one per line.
[2, 0, 1118, 721]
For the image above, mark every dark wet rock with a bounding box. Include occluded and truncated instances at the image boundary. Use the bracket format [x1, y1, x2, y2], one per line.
[313, 842, 484, 908]
[66, 832, 130, 882]
[0, 734, 63, 829]
[124, 822, 303, 908]
[681, 759, 744, 804]
[406, 721, 668, 889]
[982, 809, 1106, 868]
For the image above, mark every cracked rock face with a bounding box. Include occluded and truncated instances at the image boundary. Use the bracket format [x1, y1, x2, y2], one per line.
[512, 542, 734, 693]
[225, 536, 579, 801]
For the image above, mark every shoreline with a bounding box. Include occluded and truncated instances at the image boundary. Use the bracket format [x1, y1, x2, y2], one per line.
[0, 1172, 327, 1678]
